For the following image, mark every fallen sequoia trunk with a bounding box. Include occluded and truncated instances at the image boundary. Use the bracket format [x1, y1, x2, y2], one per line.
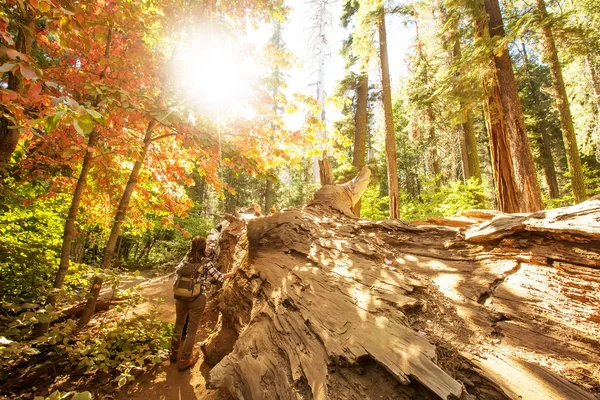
[202, 169, 600, 399]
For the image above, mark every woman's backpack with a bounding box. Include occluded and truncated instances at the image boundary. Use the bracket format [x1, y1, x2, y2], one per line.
[172, 259, 207, 301]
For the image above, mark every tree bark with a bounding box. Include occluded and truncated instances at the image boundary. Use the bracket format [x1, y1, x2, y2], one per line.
[485, 76, 521, 213]
[377, 8, 399, 219]
[78, 120, 156, 328]
[484, 0, 544, 212]
[535, 0, 586, 203]
[353, 73, 368, 217]
[472, 1, 520, 213]
[0, 18, 35, 169]
[521, 42, 560, 199]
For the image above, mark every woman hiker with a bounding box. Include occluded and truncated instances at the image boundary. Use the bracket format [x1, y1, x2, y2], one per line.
[171, 235, 238, 371]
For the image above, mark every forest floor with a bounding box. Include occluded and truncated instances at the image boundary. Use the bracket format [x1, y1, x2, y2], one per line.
[0, 272, 228, 400]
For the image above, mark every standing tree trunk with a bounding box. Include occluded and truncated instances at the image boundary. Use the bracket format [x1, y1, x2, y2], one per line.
[378, 8, 399, 219]
[0, 18, 35, 169]
[461, 111, 482, 181]
[484, 0, 544, 212]
[522, 42, 560, 199]
[78, 120, 156, 328]
[426, 108, 441, 185]
[264, 179, 273, 214]
[485, 76, 521, 213]
[352, 73, 368, 216]
[458, 128, 470, 180]
[535, 0, 586, 203]
[471, 0, 519, 212]
[452, 38, 482, 183]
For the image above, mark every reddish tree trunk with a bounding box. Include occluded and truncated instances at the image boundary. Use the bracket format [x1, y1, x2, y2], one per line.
[484, 0, 544, 212]
[485, 76, 521, 213]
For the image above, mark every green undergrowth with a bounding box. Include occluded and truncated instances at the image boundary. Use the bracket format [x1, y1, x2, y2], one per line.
[360, 177, 486, 221]
[0, 287, 171, 397]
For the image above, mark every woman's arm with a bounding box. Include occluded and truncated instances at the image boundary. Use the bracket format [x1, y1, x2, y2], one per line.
[206, 261, 239, 283]
[222, 263, 240, 280]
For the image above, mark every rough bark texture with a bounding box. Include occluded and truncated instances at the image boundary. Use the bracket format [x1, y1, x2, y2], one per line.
[471, 0, 520, 213]
[378, 8, 399, 219]
[202, 184, 600, 400]
[78, 120, 156, 328]
[535, 0, 586, 203]
[485, 77, 521, 213]
[484, 0, 544, 212]
[353, 73, 368, 217]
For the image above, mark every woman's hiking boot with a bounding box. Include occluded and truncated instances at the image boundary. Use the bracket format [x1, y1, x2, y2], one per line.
[177, 352, 199, 371]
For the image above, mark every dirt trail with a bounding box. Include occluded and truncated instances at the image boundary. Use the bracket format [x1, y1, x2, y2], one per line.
[112, 274, 226, 400]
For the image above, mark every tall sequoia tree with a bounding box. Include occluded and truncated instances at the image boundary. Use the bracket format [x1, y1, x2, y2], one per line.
[534, 0, 586, 203]
[472, 0, 543, 212]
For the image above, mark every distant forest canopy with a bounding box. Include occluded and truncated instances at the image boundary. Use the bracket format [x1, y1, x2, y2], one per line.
[0, 0, 599, 309]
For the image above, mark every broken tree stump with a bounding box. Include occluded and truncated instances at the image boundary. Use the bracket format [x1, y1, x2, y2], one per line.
[318, 158, 334, 186]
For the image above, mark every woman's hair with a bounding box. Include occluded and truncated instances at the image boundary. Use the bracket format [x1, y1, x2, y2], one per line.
[186, 236, 206, 263]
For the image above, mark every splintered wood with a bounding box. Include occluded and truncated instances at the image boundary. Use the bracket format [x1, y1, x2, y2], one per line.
[202, 199, 600, 400]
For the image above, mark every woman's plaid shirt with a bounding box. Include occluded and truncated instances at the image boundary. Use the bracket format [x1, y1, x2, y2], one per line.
[199, 258, 224, 294]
